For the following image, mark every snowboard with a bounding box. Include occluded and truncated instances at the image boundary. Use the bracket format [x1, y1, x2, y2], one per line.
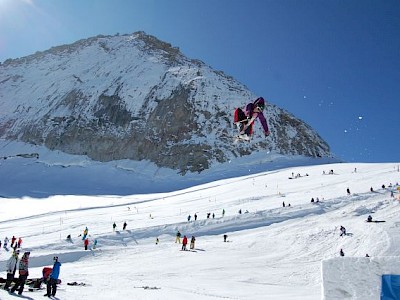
[234, 134, 251, 143]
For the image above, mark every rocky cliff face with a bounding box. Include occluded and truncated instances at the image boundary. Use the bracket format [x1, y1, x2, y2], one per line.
[0, 32, 331, 174]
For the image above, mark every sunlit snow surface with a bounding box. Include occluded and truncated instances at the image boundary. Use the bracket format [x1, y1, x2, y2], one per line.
[0, 140, 399, 299]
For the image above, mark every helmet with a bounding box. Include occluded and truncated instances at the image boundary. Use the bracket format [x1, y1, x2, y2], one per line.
[254, 97, 265, 111]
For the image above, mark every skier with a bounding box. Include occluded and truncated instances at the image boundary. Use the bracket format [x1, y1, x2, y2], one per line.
[347, 188, 351, 195]
[190, 236, 196, 250]
[11, 236, 16, 248]
[4, 249, 20, 291]
[84, 238, 89, 250]
[340, 249, 345, 257]
[44, 256, 61, 297]
[340, 226, 346, 237]
[223, 234, 228, 242]
[233, 97, 270, 140]
[10, 251, 30, 295]
[194, 213, 198, 221]
[182, 235, 188, 251]
[66, 234, 72, 242]
[82, 227, 88, 240]
[123, 221, 127, 230]
[113, 222, 117, 232]
[4, 236, 9, 249]
[175, 231, 181, 244]
[222, 209, 225, 217]
[17, 237, 22, 248]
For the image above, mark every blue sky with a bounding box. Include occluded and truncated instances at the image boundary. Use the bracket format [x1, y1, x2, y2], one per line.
[0, 0, 399, 163]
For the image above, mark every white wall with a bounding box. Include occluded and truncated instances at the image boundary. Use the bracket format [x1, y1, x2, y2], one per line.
[322, 257, 400, 300]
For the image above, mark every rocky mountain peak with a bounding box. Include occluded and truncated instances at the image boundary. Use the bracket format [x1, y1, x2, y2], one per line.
[0, 32, 332, 174]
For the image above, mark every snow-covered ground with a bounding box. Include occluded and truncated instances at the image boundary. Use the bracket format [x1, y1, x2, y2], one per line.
[0, 145, 399, 299]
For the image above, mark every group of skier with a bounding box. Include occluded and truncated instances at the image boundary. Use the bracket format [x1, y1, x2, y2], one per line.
[174, 231, 196, 251]
[3, 249, 61, 297]
[1, 236, 23, 251]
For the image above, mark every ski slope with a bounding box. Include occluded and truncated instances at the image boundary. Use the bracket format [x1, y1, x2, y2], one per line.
[0, 162, 399, 299]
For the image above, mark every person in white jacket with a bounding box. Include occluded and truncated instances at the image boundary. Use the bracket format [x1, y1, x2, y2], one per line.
[4, 249, 20, 291]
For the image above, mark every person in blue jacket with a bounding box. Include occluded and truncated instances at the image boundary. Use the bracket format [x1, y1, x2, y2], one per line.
[44, 256, 61, 297]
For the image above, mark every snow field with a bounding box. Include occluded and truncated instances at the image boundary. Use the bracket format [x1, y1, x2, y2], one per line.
[0, 162, 399, 299]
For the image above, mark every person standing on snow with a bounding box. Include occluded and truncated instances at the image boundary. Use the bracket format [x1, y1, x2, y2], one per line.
[123, 221, 127, 230]
[11, 236, 16, 248]
[340, 249, 345, 257]
[175, 231, 181, 244]
[234, 97, 270, 139]
[190, 236, 196, 250]
[84, 238, 89, 250]
[44, 256, 61, 297]
[113, 222, 117, 232]
[10, 251, 30, 295]
[182, 235, 188, 251]
[4, 249, 20, 291]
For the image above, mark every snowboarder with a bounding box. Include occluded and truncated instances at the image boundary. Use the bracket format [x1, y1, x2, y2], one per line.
[10, 251, 30, 295]
[233, 97, 270, 140]
[113, 222, 117, 232]
[340, 226, 346, 237]
[190, 236, 196, 250]
[182, 235, 188, 251]
[123, 221, 127, 230]
[175, 231, 181, 244]
[44, 256, 61, 297]
[4, 249, 20, 291]
[340, 249, 345, 257]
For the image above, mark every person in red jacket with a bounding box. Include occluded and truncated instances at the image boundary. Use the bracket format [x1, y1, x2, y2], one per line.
[182, 236, 188, 251]
[84, 238, 89, 250]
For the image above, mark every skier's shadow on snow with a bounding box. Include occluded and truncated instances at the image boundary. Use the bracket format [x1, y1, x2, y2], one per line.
[8, 293, 34, 300]
[194, 248, 206, 252]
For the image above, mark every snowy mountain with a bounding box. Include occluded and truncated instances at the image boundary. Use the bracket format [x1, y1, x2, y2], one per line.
[0, 161, 399, 300]
[0, 32, 332, 174]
